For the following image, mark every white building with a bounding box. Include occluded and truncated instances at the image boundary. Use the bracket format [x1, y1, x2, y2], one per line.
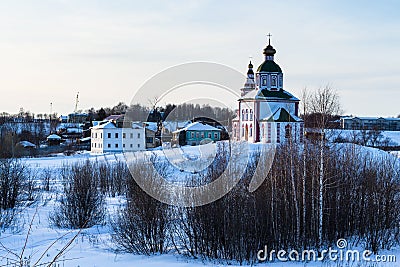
[232, 38, 304, 143]
[90, 120, 145, 153]
[340, 116, 400, 131]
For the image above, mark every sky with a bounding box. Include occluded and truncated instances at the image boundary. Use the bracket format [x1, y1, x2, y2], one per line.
[0, 0, 399, 117]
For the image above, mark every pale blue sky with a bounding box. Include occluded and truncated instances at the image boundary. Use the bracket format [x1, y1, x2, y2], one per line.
[0, 0, 399, 116]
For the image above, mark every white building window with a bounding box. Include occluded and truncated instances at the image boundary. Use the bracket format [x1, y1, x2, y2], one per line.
[250, 109, 253, 121]
[137, 133, 141, 138]
[267, 123, 271, 143]
[115, 133, 118, 138]
[277, 123, 280, 143]
[115, 144, 118, 148]
[123, 133, 126, 138]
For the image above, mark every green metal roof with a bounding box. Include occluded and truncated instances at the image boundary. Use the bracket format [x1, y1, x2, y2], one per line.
[257, 60, 282, 73]
[264, 108, 302, 122]
[260, 89, 292, 99]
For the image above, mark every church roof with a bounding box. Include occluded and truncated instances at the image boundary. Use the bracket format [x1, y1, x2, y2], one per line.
[262, 108, 302, 122]
[260, 89, 297, 100]
[257, 60, 282, 73]
[241, 89, 299, 101]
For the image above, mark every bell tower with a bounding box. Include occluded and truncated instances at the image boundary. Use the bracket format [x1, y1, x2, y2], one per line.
[256, 34, 283, 92]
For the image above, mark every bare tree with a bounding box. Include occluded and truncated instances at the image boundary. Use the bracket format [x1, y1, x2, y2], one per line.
[50, 161, 105, 228]
[308, 85, 341, 247]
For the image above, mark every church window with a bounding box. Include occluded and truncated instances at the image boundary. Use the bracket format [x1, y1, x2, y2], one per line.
[242, 125, 244, 137]
[300, 123, 304, 143]
[285, 124, 292, 139]
[242, 109, 245, 120]
[245, 109, 249, 121]
[262, 76, 267, 86]
[250, 109, 253, 121]
[262, 124, 265, 138]
[277, 123, 281, 143]
[267, 123, 271, 143]
[271, 75, 277, 87]
[250, 124, 253, 137]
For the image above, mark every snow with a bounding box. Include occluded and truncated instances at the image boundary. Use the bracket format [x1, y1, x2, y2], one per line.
[46, 134, 62, 140]
[18, 140, 36, 148]
[80, 137, 91, 142]
[174, 122, 221, 133]
[1, 143, 399, 267]
[382, 131, 400, 145]
[328, 129, 400, 146]
[144, 122, 158, 132]
[91, 121, 116, 129]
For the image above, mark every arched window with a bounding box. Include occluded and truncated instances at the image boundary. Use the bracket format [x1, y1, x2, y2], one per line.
[241, 109, 245, 120]
[285, 124, 292, 139]
[245, 109, 249, 121]
[242, 125, 244, 137]
[250, 109, 253, 121]
[261, 124, 265, 138]
[250, 124, 253, 137]
[267, 123, 271, 143]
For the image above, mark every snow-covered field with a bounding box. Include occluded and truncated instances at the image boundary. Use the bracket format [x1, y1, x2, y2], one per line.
[1, 141, 399, 267]
[328, 129, 400, 146]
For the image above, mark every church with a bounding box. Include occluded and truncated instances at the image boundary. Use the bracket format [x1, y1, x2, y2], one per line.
[232, 37, 304, 143]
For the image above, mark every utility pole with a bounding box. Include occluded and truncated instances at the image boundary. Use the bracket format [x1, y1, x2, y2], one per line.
[50, 102, 53, 122]
[74, 92, 79, 113]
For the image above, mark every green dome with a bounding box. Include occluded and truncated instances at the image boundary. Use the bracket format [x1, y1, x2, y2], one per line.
[257, 60, 282, 73]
